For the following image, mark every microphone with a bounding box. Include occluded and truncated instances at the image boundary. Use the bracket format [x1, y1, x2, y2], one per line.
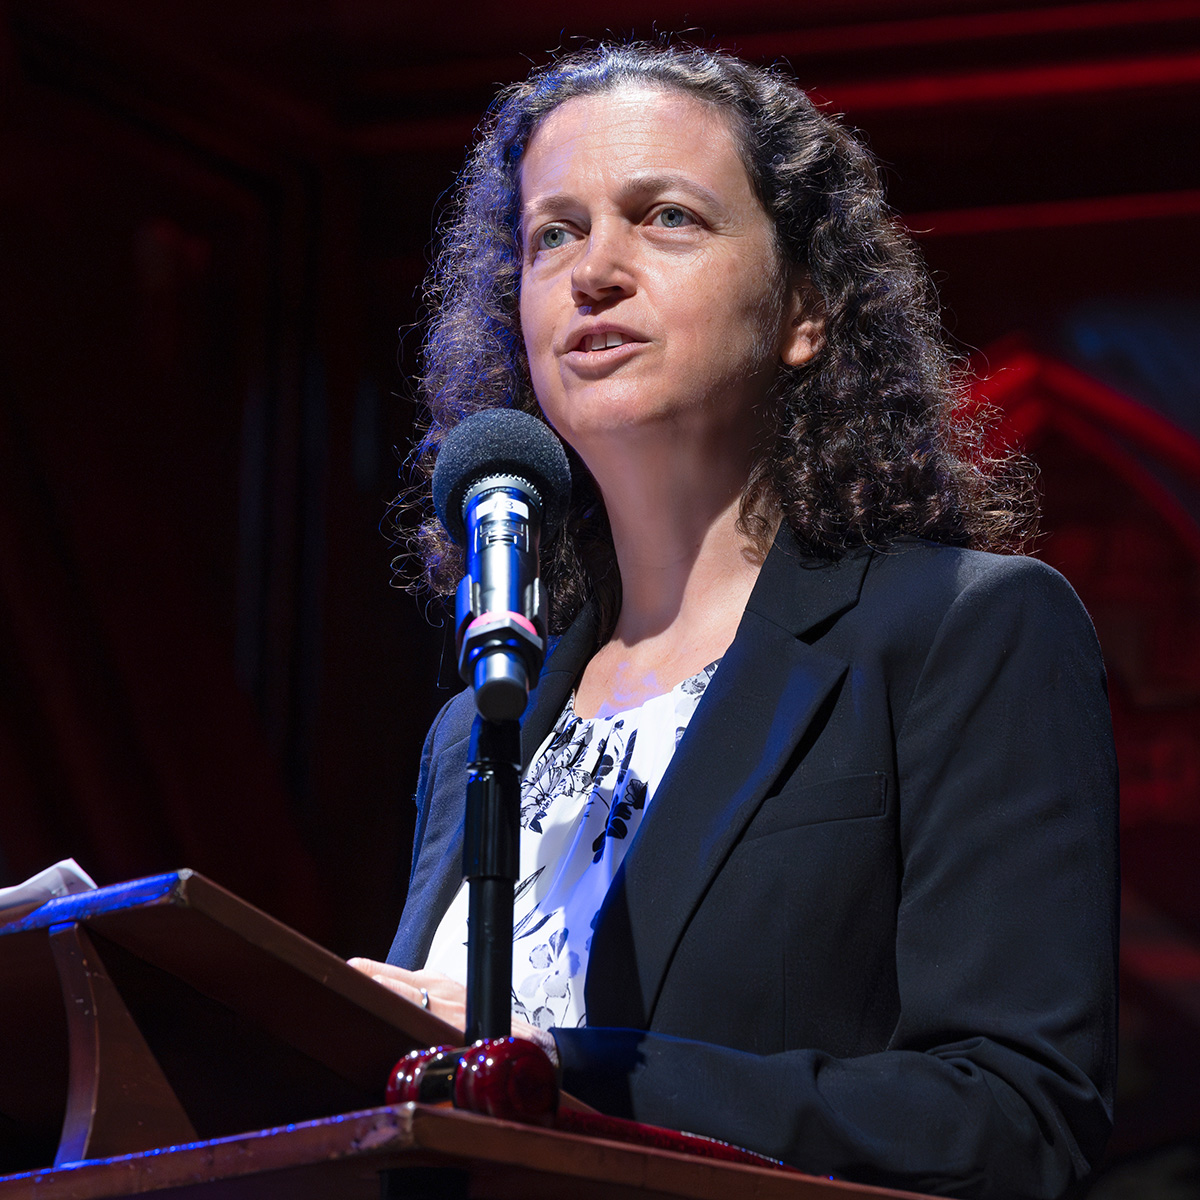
[432, 409, 571, 721]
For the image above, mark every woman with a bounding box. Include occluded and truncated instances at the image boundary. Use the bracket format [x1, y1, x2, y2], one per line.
[350, 43, 1117, 1199]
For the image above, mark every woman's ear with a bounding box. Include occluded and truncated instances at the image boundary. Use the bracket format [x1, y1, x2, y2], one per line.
[781, 272, 825, 368]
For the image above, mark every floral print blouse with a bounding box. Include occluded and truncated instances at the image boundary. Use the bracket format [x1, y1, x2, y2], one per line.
[423, 660, 721, 1030]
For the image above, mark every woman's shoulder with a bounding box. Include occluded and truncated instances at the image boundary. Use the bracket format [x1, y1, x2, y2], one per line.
[855, 539, 1101, 664]
[767, 529, 1088, 629]
[422, 684, 476, 756]
[865, 538, 1082, 609]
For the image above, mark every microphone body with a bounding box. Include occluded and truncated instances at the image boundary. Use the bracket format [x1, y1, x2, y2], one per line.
[454, 473, 548, 722]
[431, 408, 572, 722]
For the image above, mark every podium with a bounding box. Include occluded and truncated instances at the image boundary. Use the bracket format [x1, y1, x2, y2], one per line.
[0, 871, 926, 1199]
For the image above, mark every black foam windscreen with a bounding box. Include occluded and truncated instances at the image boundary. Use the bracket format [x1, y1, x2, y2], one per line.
[431, 409, 572, 545]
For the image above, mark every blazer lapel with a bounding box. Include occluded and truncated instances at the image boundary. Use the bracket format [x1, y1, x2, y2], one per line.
[585, 538, 872, 1028]
[392, 602, 598, 968]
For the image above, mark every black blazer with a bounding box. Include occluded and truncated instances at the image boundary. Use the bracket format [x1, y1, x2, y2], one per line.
[388, 534, 1118, 1200]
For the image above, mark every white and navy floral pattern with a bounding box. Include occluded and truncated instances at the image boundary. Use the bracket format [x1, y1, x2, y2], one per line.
[423, 660, 720, 1030]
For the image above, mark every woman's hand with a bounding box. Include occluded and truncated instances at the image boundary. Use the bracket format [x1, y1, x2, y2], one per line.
[510, 1017, 560, 1066]
[347, 958, 467, 1032]
[347, 957, 560, 1066]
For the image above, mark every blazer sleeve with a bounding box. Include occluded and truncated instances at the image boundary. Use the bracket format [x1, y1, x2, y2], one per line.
[386, 689, 475, 970]
[552, 557, 1118, 1200]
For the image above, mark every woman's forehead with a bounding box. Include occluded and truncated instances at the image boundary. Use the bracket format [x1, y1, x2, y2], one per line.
[519, 86, 753, 208]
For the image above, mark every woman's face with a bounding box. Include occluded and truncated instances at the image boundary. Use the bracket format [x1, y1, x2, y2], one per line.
[517, 86, 817, 473]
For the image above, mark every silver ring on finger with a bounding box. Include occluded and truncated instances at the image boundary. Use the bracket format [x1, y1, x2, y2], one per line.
[420, 987, 431, 1010]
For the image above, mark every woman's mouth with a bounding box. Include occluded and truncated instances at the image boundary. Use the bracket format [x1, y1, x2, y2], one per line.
[580, 332, 631, 352]
[564, 331, 645, 376]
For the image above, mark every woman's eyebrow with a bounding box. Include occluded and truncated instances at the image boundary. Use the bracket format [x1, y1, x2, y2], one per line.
[617, 173, 725, 212]
[521, 192, 583, 224]
[522, 174, 728, 224]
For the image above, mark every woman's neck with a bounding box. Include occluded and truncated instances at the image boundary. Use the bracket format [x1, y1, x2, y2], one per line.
[571, 433, 773, 718]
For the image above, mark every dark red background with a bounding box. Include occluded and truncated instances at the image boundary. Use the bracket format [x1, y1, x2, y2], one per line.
[2, 0, 1198, 1181]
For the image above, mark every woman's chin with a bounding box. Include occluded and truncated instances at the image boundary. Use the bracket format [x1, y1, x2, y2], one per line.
[546, 406, 690, 454]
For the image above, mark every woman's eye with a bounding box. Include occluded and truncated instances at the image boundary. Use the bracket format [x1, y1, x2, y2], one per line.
[537, 226, 573, 250]
[653, 206, 694, 229]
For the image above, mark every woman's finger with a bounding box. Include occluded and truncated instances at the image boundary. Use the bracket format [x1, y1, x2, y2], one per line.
[511, 1018, 560, 1066]
[348, 959, 464, 1005]
[351, 959, 554, 1043]
[347, 956, 417, 983]
[358, 969, 467, 1032]
[370, 974, 426, 1006]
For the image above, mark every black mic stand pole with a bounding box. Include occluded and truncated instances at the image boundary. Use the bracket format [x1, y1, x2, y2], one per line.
[462, 712, 521, 1042]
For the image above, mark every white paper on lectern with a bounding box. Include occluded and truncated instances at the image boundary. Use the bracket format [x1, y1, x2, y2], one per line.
[0, 858, 98, 920]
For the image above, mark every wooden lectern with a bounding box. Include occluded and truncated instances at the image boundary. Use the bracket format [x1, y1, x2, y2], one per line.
[0, 871, 925, 1199]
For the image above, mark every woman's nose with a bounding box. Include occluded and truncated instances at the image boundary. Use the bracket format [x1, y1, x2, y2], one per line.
[570, 224, 635, 307]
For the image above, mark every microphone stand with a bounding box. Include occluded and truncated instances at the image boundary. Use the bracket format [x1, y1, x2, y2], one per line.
[429, 410, 569, 1049]
[454, 509, 547, 1044]
[462, 713, 522, 1042]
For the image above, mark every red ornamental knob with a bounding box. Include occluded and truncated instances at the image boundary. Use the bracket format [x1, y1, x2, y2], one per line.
[386, 1038, 559, 1125]
[385, 1045, 459, 1106]
[454, 1037, 559, 1126]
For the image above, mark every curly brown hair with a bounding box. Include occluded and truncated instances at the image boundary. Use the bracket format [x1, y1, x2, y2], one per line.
[403, 41, 1035, 636]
